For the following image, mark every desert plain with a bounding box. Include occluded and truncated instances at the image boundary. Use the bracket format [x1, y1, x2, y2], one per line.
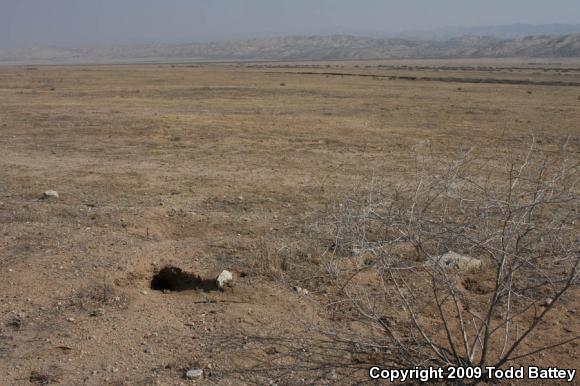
[0, 60, 579, 385]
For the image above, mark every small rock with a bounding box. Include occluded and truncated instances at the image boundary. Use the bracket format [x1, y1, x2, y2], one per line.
[185, 368, 203, 379]
[42, 190, 59, 199]
[293, 286, 309, 296]
[67, 317, 75, 323]
[216, 270, 233, 289]
[7, 316, 23, 329]
[541, 298, 554, 307]
[89, 309, 105, 317]
[327, 369, 338, 380]
[143, 347, 152, 354]
[430, 251, 481, 271]
[141, 290, 148, 295]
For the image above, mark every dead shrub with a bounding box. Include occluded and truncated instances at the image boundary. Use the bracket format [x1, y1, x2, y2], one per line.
[320, 138, 579, 376]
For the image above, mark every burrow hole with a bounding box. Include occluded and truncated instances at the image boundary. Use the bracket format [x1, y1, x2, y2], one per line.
[150, 266, 220, 292]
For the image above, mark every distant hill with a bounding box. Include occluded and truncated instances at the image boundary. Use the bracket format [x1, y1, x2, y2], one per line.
[395, 23, 580, 40]
[2, 33, 580, 65]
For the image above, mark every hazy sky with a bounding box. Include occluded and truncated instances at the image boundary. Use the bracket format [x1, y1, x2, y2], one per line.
[1, 0, 580, 48]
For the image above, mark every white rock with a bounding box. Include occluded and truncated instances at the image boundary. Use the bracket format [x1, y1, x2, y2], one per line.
[293, 286, 309, 296]
[430, 251, 481, 271]
[42, 190, 59, 199]
[216, 270, 233, 289]
[541, 298, 554, 307]
[327, 369, 338, 380]
[185, 368, 203, 379]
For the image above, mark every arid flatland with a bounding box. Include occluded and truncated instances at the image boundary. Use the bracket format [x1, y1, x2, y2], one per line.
[1, 61, 579, 385]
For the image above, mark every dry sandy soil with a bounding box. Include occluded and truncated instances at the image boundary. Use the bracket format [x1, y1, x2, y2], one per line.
[0, 60, 579, 385]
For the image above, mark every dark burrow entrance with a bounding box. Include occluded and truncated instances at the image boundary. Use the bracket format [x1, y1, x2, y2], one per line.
[150, 266, 219, 292]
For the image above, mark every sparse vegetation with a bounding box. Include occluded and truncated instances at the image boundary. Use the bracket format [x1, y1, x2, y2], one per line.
[320, 141, 579, 378]
[0, 61, 578, 384]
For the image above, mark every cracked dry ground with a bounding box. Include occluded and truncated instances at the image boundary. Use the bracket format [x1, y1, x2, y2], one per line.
[1, 62, 579, 385]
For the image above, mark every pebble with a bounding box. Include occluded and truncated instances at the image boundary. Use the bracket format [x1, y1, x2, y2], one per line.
[42, 190, 59, 199]
[293, 286, 309, 296]
[542, 298, 554, 307]
[89, 309, 105, 317]
[327, 369, 338, 380]
[185, 368, 203, 379]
